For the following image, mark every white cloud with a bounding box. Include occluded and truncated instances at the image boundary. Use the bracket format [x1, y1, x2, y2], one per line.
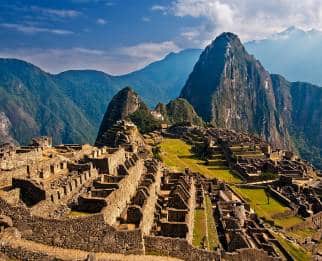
[151, 5, 167, 11]
[0, 47, 126, 75]
[168, 0, 322, 42]
[96, 18, 107, 25]
[30, 6, 81, 18]
[181, 30, 200, 40]
[0, 23, 73, 35]
[142, 17, 151, 22]
[119, 41, 180, 61]
[0, 42, 180, 75]
[151, 5, 168, 14]
[72, 48, 106, 55]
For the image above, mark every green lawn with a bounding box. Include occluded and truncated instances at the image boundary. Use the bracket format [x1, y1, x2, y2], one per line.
[274, 233, 311, 261]
[232, 187, 303, 229]
[205, 195, 219, 250]
[193, 208, 207, 248]
[287, 228, 316, 240]
[160, 138, 242, 184]
[192, 196, 219, 250]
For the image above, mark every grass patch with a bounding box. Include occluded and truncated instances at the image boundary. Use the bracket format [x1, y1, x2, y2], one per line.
[193, 208, 207, 248]
[160, 138, 241, 184]
[232, 187, 303, 229]
[193, 196, 219, 250]
[287, 228, 316, 240]
[274, 233, 311, 261]
[205, 195, 219, 250]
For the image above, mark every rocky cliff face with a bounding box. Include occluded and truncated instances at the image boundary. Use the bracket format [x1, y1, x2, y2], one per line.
[180, 32, 322, 169]
[271, 74, 322, 169]
[95, 86, 163, 146]
[0, 112, 17, 144]
[0, 59, 95, 145]
[180, 33, 291, 149]
[95, 87, 141, 144]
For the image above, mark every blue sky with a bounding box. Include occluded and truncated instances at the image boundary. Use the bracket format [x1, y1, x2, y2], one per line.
[1, 0, 322, 74]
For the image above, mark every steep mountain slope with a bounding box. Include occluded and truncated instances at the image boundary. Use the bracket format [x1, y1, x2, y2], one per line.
[181, 33, 291, 149]
[0, 112, 17, 144]
[0, 59, 95, 145]
[114, 49, 201, 106]
[0, 49, 200, 145]
[95, 87, 141, 142]
[54, 70, 119, 129]
[156, 98, 204, 126]
[95, 87, 160, 145]
[54, 49, 201, 129]
[271, 75, 322, 169]
[246, 27, 322, 86]
[180, 33, 322, 169]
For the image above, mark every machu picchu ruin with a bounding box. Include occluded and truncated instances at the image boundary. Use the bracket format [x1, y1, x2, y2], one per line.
[0, 103, 321, 260]
[0, 15, 322, 260]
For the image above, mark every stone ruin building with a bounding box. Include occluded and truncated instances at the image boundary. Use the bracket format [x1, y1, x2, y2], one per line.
[1, 131, 304, 261]
[0, 124, 321, 260]
[166, 125, 319, 183]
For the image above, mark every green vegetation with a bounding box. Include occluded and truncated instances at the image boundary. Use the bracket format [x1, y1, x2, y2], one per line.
[274, 233, 311, 261]
[0, 60, 96, 145]
[160, 138, 242, 184]
[260, 171, 278, 181]
[192, 196, 219, 250]
[152, 145, 162, 161]
[129, 103, 161, 134]
[192, 208, 207, 248]
[191, 142, 211, 160]
[232, 187, 303, 228]
[291, 130, 322, 171]
[165, 98, 204, 126]
[287, 228, 315, 240]
[205, 196, 219, 250]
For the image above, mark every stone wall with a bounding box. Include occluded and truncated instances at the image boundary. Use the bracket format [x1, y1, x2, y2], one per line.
[144, 235, 220, 261]
[186, 178, 196, 244]
[140, 166, 162, 235]
[223, 248, 281, 261]
[102, 158, 144, 225]
[0, 243, 65, 261]
[0, 196, 144, 254]
[267, 186, 294, 209]
[107, 148, 126, 175]
[286, 211, 322, 231]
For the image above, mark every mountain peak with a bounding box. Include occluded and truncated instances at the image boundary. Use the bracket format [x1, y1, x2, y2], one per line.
[95, 86, 141, 145]
[217, 32, 240, 41]
[208, 32, 242, 50]
[181, 32, 290, 149]
[119, 86, 136, 94]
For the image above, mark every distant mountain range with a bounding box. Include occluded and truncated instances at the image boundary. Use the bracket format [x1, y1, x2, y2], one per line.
[0, 27, 321, 169]
[246, 26, 322, 86]
[0, 49, 200, 145]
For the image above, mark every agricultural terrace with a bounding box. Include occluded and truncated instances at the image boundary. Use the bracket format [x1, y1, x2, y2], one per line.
[160, 138, 241, 184]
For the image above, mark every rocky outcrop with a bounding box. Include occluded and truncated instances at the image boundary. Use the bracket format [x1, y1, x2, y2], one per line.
[156, 98, 204, 126]
[95, 87, 159, 146]
[180, 32, 322, 169]
[271, 74, 322, 169]
[96, 87, 141, 143]
[0, 112, 17, 145]
[180, 33, 290, 149]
